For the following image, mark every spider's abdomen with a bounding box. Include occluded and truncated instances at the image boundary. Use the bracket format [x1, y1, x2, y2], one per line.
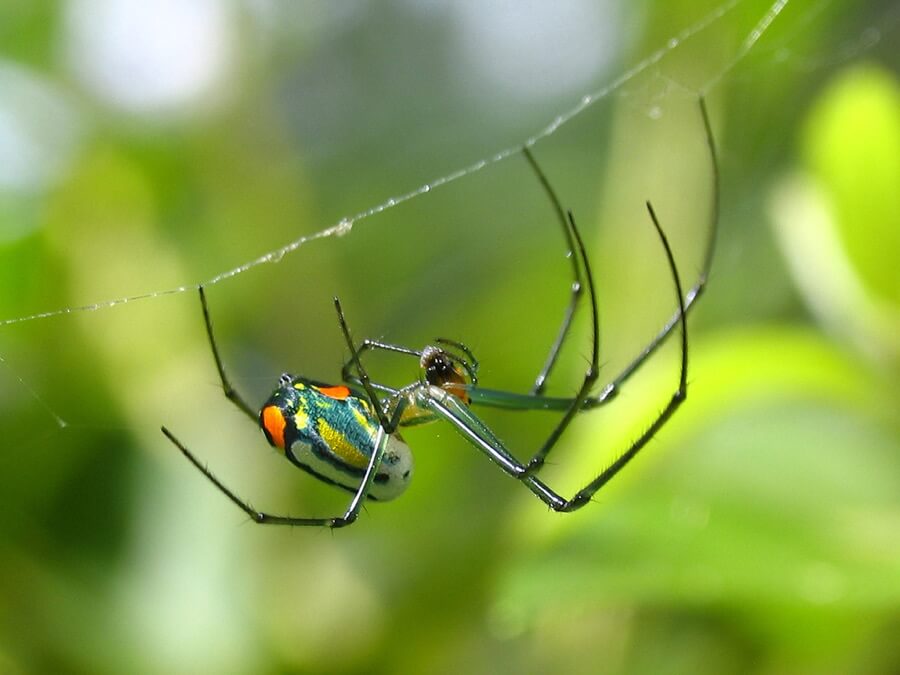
[259, 375, 412, 501]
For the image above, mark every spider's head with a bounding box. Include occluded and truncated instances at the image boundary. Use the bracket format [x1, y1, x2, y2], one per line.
[420, 346, 471, 405]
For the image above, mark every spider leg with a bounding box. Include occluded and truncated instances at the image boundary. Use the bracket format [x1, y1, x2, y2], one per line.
[409, 381, 573, 510]
[523, 209, 599, 473]
[161, 423, 396, 528]
[340, 339, 421, 385]
[417, 387, 528, 475]
[333, 298, 397, 433]
[581, 95, 716, 409]
[560, 200, 689, 508]
[198, 285, 257, 422]
[521, 145, 586, 396]
[162, 425, 344, 526]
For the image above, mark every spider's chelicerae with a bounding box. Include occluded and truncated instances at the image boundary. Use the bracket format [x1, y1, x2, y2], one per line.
[161, 97, 718, 528]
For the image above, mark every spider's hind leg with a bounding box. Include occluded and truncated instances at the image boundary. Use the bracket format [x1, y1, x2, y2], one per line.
[522, 145, 587, 396]
[161, 425, 374, 528]
[198, 285, 258, 422]
[555, 201, 690, 510]
[579, 95, 717, 409]
[522, 207, 600, 475]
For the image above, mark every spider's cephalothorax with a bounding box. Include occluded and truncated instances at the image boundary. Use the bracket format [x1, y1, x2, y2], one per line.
[160, 96, 718, 528]
[383, 341, 478, 427]
[258, 374, 413, 501]
[421, 345, 471, 405]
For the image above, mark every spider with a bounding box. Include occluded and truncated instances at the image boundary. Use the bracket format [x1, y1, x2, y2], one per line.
[161, 97, 717, 528]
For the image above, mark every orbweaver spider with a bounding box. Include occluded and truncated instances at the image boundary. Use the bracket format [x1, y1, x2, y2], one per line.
[161, 97, 717, 528]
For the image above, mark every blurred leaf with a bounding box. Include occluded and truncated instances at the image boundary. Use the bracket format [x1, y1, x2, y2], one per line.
[803, 65, 900, 305]
[770, 65, 900, 364]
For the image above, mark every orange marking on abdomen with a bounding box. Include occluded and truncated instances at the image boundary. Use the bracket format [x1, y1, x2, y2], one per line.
[317, 385, 351, 400]
[261, 405, 287, 449]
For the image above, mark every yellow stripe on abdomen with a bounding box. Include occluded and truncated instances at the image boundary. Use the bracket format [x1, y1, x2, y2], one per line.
[316, 418, 370, 469]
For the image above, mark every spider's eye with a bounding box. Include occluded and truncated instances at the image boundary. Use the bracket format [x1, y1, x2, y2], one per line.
[278, 372, 294, 387]
[422, 351, 462, 387]
[421, 347, 470, 404]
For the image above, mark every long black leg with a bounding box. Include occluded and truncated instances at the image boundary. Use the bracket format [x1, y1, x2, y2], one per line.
[524, 209, 599, 473]
[161, 424, 392, 528]
[522, 145, 586, 396]
[562, 201, 689, 508]
[162, 426, 341, 526]
[333, 298, 396, 434]
[198, 285, 257, 422]
[581, 95, 716, 408]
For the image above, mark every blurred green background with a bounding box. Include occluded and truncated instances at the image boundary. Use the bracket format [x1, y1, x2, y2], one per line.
[1, 1, 898, 673]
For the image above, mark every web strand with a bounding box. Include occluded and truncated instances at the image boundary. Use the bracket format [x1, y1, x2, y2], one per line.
[0, 0, 784, 329]
[0, 353, 68, 428]
[704, 0, 792, 91]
